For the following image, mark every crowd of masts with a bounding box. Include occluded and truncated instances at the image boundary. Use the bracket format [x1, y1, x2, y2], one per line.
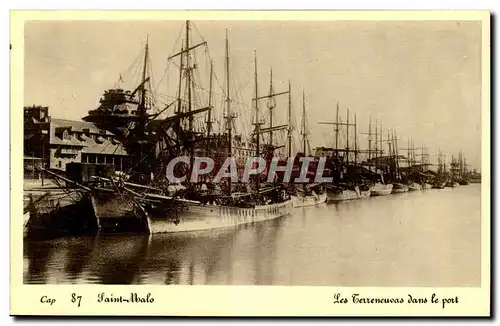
[114, 20, 474, 189]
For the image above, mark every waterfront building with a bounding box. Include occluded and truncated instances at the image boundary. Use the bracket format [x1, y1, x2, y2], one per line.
[24, 105, 131, 173]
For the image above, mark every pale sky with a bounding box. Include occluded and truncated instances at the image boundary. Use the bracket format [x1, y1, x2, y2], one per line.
[24, 20, 483, 171]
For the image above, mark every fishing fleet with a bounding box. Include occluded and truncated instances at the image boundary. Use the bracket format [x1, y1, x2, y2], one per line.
[23, 21, 481, 239]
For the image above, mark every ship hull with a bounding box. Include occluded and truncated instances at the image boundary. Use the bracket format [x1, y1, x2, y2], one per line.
[24, 188, 84, 216]
[392, 183, 409, 194]
[90, 190, 150, 234]
[432, 181, 447, 189]
[291, 193, 327, 208]
[24, 193, 96, 239]
[327, 187, 371, 202]
[146, 199, 293, 233]
[369, 183, 393, 196]
[421, 183, 433, 190]
[407, 182, 422, 191]
[23, 212, 30, 238]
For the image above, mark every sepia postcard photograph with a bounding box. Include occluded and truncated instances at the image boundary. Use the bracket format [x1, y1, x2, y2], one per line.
[10, 10, 490, 317]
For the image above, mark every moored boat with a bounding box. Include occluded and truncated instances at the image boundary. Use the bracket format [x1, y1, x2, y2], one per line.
[145, 195, 293, 233]
[326, 184, 371, 202]
[142, 27, 294, 234]
[369, 182, 393, 196]
[23, 211, 30, 238]
[407, 181, 422, 191]
[24, 169, 96, 239]
[421, 182, 433, 190]
[432, 180, 446, 189]
[392, 183, 409, 194]
[89, 186, 151, 233]
[291, 192, 327, 208]
[24, 191, 96, 239]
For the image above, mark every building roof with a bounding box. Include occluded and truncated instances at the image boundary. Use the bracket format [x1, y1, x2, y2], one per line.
[82, 143, 128, 155]
[49, 118, 128, 155]
[80, 135, 128, 155]
[51, 118, 115, 136]
[49, 135, 86, 147]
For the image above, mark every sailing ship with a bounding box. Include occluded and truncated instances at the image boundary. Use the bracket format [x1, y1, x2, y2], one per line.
[80, 34, 192, 232]
[432, 150, 447, 189]
[320, 105, 371, 202]
[468, 169, 481, 184]
[387, 130, 409, 194]
[289, 91, 327, 208]
[24, 169, 96, 239]
[457, 152, 470, 185]
[145, 26, 293, 232]
[61, 20, 294, 234]
[446, 154, 460, 188]
[418, 146, 433, 190]
[362, 118, 393, 196]
[402, 138, 422, 191]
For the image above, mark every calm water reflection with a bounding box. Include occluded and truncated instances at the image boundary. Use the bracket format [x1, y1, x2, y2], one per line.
[24, 184, 481, 286]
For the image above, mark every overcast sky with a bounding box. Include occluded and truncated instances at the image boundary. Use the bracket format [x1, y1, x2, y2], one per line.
[24, 20, 483, 170]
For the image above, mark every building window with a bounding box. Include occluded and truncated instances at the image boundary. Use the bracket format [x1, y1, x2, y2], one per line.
[63, 130, 71, 140]
[58, 160, 62, 168]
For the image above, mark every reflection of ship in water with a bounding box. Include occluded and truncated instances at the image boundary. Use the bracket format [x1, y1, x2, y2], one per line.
[24, 236, 96, 283]
[83, 235, 152, 284]
[23, 215, 285, 285]
[24, 239, 54, 284]
[24, 234, 150, 284]
[148, 215, 286, 285]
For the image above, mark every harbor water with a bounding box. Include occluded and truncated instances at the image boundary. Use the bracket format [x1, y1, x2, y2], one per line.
[23, 184, 481, 286]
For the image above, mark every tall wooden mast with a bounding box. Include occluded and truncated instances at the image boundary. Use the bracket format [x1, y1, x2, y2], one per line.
[354, 113, 358, 164]
[287, 80, 292, 157]
[374, 119, 378, 160]
[185, 21, 193, 139]
[137, 35, 149, 137]
[301, 91, 308, 191]
[406, 138, 411, 174]
[379, 122, 382, 158]
[206, 60, 214, 139]
[302, 90, 307, 156]
[318, 103, 354, 161]
[225, 29, 233, 195]
[267, 68, 275, 147]
[394, 130, 400, 180]
[166, 20, 208, 150]
[254, 51, 261, 192]
[335, 103, 339, 157]
[252, 69, 289, 152]
[386, 130, 392, 178]
[368, 116, 372, 161]
[346, 108, 350, 164]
